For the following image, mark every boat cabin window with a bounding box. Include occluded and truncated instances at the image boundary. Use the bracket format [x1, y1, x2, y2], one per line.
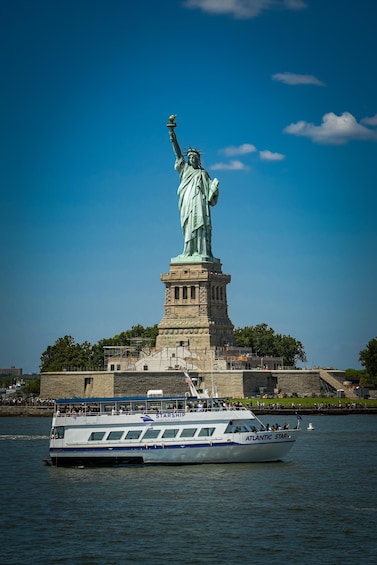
[142, 429, 161, 439]
[147, 402, 162, 413]
[198, 427, 215, 437]
[106, 431, 124, 440]
[89, 432, 106, 441]
[51, 426, 65, 439]
[238, 425, 252, 432]
[211, 400, 223, 410]
[180, 428, 197, 438]
[162, 429, 179, 438]
[160, 401, 183, 412]
[225, 423, 253, 433]
[125, 430, 142, 440]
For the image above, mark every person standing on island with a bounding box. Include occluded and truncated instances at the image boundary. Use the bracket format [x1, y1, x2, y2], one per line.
[168, 116, 219, 262]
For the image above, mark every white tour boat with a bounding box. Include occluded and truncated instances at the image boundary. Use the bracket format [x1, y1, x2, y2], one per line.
[46, 377, 298, 467]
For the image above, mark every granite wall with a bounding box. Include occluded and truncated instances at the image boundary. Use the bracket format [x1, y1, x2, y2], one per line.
[40, 368, 337, 399]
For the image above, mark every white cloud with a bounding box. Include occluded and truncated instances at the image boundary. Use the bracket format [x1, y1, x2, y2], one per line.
[183, 0, 307, 20]
[361, 114, 377, 126]
[221, 143, 257, 156]
[259, 150, 285, 161]
[284, 112, 377, 145]
[210, 160, 250, 170]
[272, 72, 325, 86]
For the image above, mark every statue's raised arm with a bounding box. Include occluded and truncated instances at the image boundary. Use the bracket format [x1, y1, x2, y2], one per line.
[166, 116, 220, 264]
[167, 115, 182, 160]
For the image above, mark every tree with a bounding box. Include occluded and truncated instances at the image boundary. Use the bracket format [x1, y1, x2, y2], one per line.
[112, 324, 159, 345]
[359, 338, 377, 386]
[40, 325, 159, 372]
[234, 323, 306, 367]
[275, 333, 307, 368]
[40, 336, 94, 372]
[345, 368, 367, 381]
[23, 378, 40, 395]
[41, 324, 305, 372]
[234, 324, 275, 355]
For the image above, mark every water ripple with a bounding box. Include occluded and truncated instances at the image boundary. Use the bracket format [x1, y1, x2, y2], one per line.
[0, 414, 376, 565]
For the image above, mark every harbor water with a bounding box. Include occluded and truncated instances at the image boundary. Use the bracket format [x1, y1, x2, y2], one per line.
[0, 414, 376, 565]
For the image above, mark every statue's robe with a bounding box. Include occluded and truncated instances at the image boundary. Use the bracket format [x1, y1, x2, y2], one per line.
[175, 156, 218, 259]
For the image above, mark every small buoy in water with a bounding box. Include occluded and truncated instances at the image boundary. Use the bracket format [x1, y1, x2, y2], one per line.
[307, 423, 315, 431]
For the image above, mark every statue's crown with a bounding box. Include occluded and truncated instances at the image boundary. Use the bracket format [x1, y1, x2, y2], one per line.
[185, 146, 202, 157]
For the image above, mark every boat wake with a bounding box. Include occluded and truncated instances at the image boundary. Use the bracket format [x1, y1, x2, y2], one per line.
[0, 434, 49, 441]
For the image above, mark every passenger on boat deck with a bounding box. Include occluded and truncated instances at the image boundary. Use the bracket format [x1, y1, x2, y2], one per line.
[111, 407, 117, 415]
[198, 401, 204, 412]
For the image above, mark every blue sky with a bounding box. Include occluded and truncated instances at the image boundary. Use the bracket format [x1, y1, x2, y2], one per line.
[1, 0, 376, 373]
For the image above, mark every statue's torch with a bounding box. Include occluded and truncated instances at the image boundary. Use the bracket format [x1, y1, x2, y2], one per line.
[166, 114, 177, 130]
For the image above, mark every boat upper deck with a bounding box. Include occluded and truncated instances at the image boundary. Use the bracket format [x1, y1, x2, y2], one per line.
[53, 395, 247, 416]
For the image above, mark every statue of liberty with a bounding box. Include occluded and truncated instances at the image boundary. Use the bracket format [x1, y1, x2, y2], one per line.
[167, 116, 220, 263]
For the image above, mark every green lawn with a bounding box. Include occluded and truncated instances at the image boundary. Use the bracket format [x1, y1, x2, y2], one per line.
[234, 397, 377, 409]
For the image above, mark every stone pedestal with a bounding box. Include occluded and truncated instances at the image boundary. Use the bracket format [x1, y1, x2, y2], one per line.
[156, 262, 235, 350]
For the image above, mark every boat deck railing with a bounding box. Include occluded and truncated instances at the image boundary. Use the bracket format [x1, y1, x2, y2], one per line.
[54, 401, 248, 417]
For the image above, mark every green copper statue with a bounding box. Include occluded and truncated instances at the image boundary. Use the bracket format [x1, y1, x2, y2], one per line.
[167, 116, 220, 263]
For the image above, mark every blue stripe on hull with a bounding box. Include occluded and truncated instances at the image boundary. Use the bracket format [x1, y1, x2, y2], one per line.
[50, 441, 239, 454]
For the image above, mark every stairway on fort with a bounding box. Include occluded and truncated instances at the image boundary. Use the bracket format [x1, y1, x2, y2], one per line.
[319, 369, 358, 399]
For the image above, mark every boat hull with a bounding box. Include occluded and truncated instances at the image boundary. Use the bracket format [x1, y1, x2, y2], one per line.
[49, 437, 296, 467]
